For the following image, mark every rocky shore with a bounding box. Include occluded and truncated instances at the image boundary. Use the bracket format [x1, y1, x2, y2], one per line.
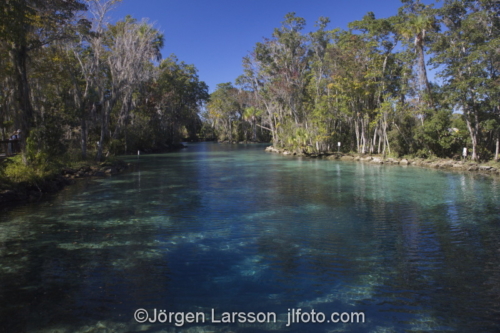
[265, 146, 500, 176]
[0, 160, 130, 207]
[60, 160, 129, 179]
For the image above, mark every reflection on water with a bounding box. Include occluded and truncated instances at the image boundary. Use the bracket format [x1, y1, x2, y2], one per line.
[1, 143, 500, 332]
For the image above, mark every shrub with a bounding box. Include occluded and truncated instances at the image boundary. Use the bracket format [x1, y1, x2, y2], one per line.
[2, 154, 60, 186]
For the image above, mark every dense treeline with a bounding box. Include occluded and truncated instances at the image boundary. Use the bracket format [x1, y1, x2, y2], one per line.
[0, 0, 208, 169]
[207, 0, 499, 161]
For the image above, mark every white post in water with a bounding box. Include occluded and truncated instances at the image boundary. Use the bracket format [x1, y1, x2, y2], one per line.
[338, 142, 341, 153]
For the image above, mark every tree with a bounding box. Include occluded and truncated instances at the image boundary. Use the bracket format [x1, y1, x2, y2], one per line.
[431, 0, 500, 160]
[237, 13, 311, 148]
[88, 11, 163, 160]
[144, 55, 208, 147]
[207, 83, 242, 142]
[0, 0, 87, 159]
[397, 0, 437, 111]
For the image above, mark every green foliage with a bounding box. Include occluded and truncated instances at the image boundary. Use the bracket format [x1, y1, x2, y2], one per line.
[0, 0, 499, 173]
[216, 2, 499, 162]
[206, 83, 243, 143]
[414, 109, 460, 157]
[137, 54, 209, 148]
[108, 139, 122, 156]
[387, 128, 407, 158]
[27, 115, 67, 159]
[429, 0, 500, 160]
[1, 154, 60, 186]
[282, 123, 310, 151]
[413, 148, 430, 159]
[0, 113, 66, 186]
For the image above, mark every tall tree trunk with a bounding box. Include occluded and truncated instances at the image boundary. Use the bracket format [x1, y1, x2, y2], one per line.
[252, 118, 257, 141]
[81, 117, 87, 160]
[465, 110, 479, 161]
[124, 126, 127, 154]
[495, 136, 499, 161]
[11, 44, 34, 161]
[383, 112, 390, 155]
[97, 97, 115, 162]
[76, 92, 88, 160]
[270, 115, 277, 146]
[111, 95, 132, 140]
[97, 110, 106, 162]
[416, 36, 433, 109]
[361, 118, 366, 154]
[378, 134, 382, 154]
[354, 119, 360, 153]
[372, 125, 378, 154]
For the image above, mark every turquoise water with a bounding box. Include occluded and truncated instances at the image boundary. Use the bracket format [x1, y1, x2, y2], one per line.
[1, 142, 500, 332]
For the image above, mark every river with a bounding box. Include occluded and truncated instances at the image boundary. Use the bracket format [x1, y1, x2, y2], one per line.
[1, 142, 499, 332]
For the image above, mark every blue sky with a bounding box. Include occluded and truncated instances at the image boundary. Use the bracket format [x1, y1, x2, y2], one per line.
[109, 0, 431, 92]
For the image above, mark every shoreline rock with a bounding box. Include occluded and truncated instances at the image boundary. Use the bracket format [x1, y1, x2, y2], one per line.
[61, 160, 129, 180]
[265, 145, 500, 176]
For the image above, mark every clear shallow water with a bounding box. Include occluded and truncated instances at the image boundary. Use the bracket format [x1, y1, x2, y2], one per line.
[1, 143, 500, 332]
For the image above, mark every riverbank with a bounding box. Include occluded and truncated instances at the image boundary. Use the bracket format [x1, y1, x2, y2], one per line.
[0, 143, 193, 208]
[265, 146, 500, 176]
[0, 160, 130, 208]
[136, 142, 187, 154]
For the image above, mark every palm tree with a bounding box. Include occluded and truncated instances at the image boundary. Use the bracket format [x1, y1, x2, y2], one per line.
[399, 12, 435, 109]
